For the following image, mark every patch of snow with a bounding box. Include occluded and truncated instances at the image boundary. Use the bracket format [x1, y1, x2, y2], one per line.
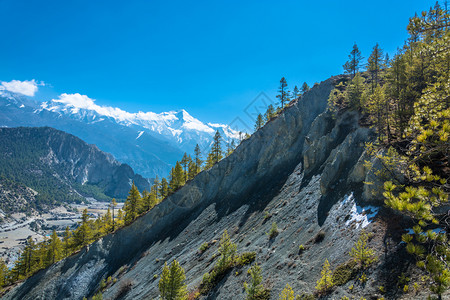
[136, 131, 144, 140]
[19, 104, 24, 108]
[341, 193, 379, 229]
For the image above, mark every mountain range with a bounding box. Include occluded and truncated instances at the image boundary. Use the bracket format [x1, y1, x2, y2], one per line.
[0, 127, 150, 214]
[0, 90, 239, 178]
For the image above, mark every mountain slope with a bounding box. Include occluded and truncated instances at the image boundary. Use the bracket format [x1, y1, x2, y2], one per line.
[0, 92, 238, 178]
[5, 78, 435, 299]
[0, 127, 150, 211]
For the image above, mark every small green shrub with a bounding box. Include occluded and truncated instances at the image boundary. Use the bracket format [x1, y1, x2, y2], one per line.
[349, 230, 377, 268]
[359, 273, 368, 284]
[199, 242, 210, 253]
[267, 222, 279, 239]
[92, 292, 103, 300]
[296, 293, 315, 300]
[298, 244, 306, 254]
[332, 260, 358, 286]
[315, 259, 334, 295]
[237, 252, 256, 266]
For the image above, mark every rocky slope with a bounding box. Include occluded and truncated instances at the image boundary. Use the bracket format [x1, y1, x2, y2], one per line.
[0, 127, 150, 210]
[4, 78, 439, 300]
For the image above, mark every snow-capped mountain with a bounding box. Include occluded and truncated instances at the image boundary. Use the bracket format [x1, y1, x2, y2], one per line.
[0, 90, 239, 178]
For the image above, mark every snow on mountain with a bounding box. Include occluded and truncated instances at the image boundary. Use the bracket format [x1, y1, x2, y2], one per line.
[39, 93, 239, 151]
[0, 90, 239, 178]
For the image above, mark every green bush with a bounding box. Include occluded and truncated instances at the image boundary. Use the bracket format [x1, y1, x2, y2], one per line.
[199, 242, 210, 253]
[237, 252, 256, 267]
[267, 222, 279, 239]
[332, 260, 358, 286]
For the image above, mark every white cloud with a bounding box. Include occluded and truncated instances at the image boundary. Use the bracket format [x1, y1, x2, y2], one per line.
[1, 79, 39, 96]
[52, 93, 135, 121]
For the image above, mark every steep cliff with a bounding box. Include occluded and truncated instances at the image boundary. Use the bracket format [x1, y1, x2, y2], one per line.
[4, 78, 437, 299]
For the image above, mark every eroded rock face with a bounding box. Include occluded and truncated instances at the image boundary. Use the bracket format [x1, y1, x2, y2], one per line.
[6, 77, 413, 300]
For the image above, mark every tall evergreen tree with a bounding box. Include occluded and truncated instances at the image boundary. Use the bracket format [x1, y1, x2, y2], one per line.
[265, 104, 275, 122]
[123, 183, 143, 224]
[301, 82, 310, 94]
[62, 226, 72, 257]
[73, 209, 93, 247]
[276, 77, 288, 108]
[160, 177, 169, 198]
[169, 162, 185, 192]
[343, 43, 364, 78]
[194, 144, 203, 174]
[368, 43, 384, 91]
[255, 113, 264, 131]
[48, 230, 62, 264]
[111, 198, 117, 231]
[211, 130, 223, 164]
[180, 153, 189, 182]
[292, 85, 300, 99]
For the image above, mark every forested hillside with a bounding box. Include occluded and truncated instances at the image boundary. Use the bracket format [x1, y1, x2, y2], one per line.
[0, 127, 150, 211]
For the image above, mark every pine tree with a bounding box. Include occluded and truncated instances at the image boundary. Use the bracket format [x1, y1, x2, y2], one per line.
[343, 43, 364, 78]
[73, 209, 93, 247]
[123, 183, 143, 224]
[48, 230, 62, 264]
[194, 144, 203, 174]
[102, 207, 113, 234]
[265, 104, 275, 122]
[160, 178, 169, 198]
[315, 259, 334, 294]
[62, 226, 72, 257]
[180, 153, 189, 182]
[255, 113, 264, 131]
[153, 176, 160, 200]
[211, 130, 223, 164]
[368, 43, 384, 91]
[244, 264, 264, 300]
[158, 260, 188, 300]
[349, 231, 377, 268]
[187, 160, 196, 180]
[0, 259, 8, 287]
[276, 77, 288, 108]
[292, 85, 300, 99]
[169, 162, 185, 192]
[278, 283, 295, 300]
[216, 230, 237, 272]
[301, 82, 310, 94]
[111, 198, 117, 231]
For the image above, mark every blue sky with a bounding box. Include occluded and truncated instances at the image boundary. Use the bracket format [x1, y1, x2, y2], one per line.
[0, 0, 437, 128]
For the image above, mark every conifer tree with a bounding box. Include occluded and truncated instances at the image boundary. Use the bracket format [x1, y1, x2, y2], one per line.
[187, 160, 196, 180]
[123, 183, 143, 224]
[265, 104, 275, 122]
[0, 259, 8, 287]
[368, 43, 384, 91]
[216, 230, 237, 272]
[343, 43, 364, 78]
[111, 198, 117, 231]
[102, 207, 113, 234]
[73, 209, 93, 247]
[62, 226, 72, 257]
[194, 144, 203, 174]
[255, 113, 264, 131]
[211, 130, 223, 164]
[278, 283, 295, 300]
[160, 178, 169, 198]
[244, 264, 264, 300]
[180, 153, 189, 182]
[301, 82, 310, 94]
[169, 162, 185, 192]
[315, 259, 334, 294]
[349, 230, 377, 268]
[48, 230, 62, 264]
[292, 85, 300, 99]
[276, 77, 288, 108]
[158, 260, 188, 300]
[153, 176, 160, 200]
